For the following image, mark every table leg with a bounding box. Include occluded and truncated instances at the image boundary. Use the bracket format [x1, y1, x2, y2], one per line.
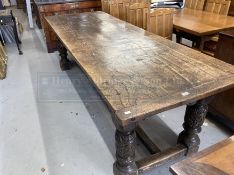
[178, 99, 209, 155]
[113, 127, 138, 175]
[176, 34, 182, 44]
[57, 42, 71, 71]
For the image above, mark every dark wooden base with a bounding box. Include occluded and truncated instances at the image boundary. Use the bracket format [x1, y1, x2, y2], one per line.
[173, 29, 202, 49]
[56, 41, 211, 175]
[58, 41, 71, 71]
[39, 0, 101, 53]
[113, 99, 210, 174]
[114, 129, 138, 175]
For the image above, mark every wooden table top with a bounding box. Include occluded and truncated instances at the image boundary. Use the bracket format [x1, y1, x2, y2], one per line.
[174, 8, 234, 36]
[45, 12, 234, 126]
[170, 135, 234, 175]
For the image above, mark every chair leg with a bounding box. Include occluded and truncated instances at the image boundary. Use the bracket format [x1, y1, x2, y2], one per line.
[11, 11, 23, 55]
[13, 24, 23, 55]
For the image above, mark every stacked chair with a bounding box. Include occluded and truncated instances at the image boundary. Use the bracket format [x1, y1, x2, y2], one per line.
[201, 0, 231, 55]
[148, 8, 174, 39]
[101, 0, 232, 56]
[109, 0, 128, 20]
[101, 0, 174, 40]
[185, 0, 205, 10]
[126, 2, 149, 29]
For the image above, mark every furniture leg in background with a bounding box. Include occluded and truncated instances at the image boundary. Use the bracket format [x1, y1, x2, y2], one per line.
[57, 41, 70, 71]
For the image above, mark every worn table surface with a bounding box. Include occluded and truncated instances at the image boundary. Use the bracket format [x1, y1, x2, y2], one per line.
[174, 8, 234, 36]
[45, 12, 234, 126]
[170, 136, 234, 175]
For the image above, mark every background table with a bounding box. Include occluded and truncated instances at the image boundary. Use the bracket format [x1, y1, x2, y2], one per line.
[173, 8, 234, 48]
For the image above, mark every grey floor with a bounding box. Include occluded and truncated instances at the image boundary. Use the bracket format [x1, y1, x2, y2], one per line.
[0, 8, 232, 175]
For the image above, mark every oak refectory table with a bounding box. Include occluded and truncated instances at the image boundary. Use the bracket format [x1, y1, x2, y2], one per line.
[45, 12, 234, 174]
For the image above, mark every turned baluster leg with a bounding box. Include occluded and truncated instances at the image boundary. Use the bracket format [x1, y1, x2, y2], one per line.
[57, 41, 71, 71]
[178, 99, 209, 156]
[113, 127, 138, 175]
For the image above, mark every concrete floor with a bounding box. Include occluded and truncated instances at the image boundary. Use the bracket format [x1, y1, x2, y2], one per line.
[0, 8, 232, 175]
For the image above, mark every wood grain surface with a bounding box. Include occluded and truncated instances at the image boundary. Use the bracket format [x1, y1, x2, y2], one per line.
[45, 12, 234, 126]
[185, 0, 205, 10]
[170, 136, 234, 175]
[174, 8, 234, 36]
[204, 0, 231, 15]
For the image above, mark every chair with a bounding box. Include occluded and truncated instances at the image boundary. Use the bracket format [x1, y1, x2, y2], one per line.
[204, 0, 231, 15]
[201, 0, 231, 55]
[126, 2, 149, 29]
[109, 0, 128, 21]
[147, 8, 174, 39]
[185, 0, 205, 10]
[101, 0, 110, 13]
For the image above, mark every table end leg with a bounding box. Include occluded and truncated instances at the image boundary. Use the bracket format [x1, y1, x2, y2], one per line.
[58, 42, 71, 71]
[178, 99, 209, 156]
[113, 129, 138, 175]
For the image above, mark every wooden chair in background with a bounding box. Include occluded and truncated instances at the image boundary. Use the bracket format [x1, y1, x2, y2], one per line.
[147, 8, 174, 39]
[101, 0, 110, 13]
[185, 0, 205, 10]
[204, 0, 231, 15]
[109, 0, 130, 21]
[201, 0, 231, 55]
[126, 2, 149, 29]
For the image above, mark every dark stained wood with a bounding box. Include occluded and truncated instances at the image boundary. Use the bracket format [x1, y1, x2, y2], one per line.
[113, 127, 138, 175]
[34, 0, 101, 52]
[178, 99, 209, 155]
[208, 30, 234, 130]
[135, 126, 161, 154]
[45, 12, 234, 174]
[174, 8, 234, 36]
[170, 136, 234, 175]
[45, 12, 234, 127]
[137, 144, 187, 174]
[57, 41, 71, 70]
